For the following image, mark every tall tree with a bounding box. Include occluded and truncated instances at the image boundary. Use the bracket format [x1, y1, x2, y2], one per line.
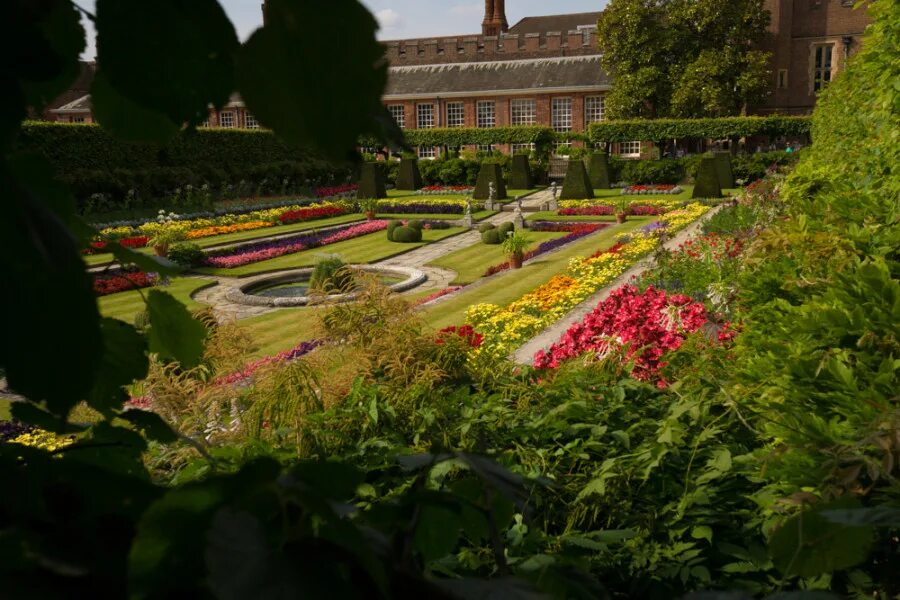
[596, 0, 772, 119]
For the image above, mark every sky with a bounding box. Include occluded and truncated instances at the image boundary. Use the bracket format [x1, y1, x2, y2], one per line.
[76, 0, 607, 59]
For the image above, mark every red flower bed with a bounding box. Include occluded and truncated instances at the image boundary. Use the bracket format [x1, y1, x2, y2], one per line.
[93, 272, 156, 296]
[85, 236, 150, 254]
[315, 184, 357, 198]
[677, 234, 744, 260]
[559, 205, 666, 217]
[415, 286, 463, 306]
[420, 185, 474, 193]
[278, 205, 348, 224]
[436, 325, 483, 349]
[534, 285, 723, 385]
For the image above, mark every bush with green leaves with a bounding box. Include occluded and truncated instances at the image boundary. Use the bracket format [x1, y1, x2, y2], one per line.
[167, 243, 206, 268]
[473, 161, 508, 200]
[713, 151, 735, 188]
[560, 159, 594, 200]
[478, 222, 496, 234]
[357, 161, 386, 199]
[692, 157, 723, 198]
[497, 222, 514, 237]
[481, 229, 502, 244]
[390, 226, 422, 243]
[309, 256, 354, 293]
[588, 153, 611, 189]
[395, 157, 423, 190]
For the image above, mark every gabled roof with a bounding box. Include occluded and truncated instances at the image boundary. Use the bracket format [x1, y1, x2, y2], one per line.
[385, 55, 609, 99]
[508, 12, 602, 34]
[50, 94, 92, 113]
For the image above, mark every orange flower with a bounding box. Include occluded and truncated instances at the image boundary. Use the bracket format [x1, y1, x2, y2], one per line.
[185, 221, 273, 240]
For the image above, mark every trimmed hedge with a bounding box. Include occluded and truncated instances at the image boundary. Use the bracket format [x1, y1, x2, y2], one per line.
[357, 162, 386, 199]
[482, 229, 502, 244]
[692, 158, 723, 199]
[473, 162, 508, 201]
[402, 126, 556, 149]
[391, 226, 423, 243]
[478, 223, 496, 233]
[588, 153, 611, 189]
[560, 159, 594, 200]
[509, 154, 533, 189]
[497, 222, 515, 237]
[713, 152, 735, 189]
[396, 157, 423, 190]
[588, 116, 812, 143]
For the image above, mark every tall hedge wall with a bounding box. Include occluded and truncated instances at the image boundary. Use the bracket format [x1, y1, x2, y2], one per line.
[401, 126, 556, 149]
[588, 116, 812, 144]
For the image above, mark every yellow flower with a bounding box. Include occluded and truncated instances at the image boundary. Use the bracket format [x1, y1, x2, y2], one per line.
[10, 429, 76, 453]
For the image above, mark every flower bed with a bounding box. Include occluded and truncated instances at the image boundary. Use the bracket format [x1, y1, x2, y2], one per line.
[465, 203, 709, 358]
[93, 271, 157, 296]
[203, 220, 388, 269]
[186, 221, 275, 239]
[315, 184, 357, 198]
[560, 196, 685, 212]
[417, 185, 475, 196]
[86, 235, 150, 254]
[482, 223, 609, 277]
[558, 205, 668, 217]
[533, 285, 718, 385]
[415, 286, 464, 306]
[621, 184, 683, 195]
[278, 205, 348, 224]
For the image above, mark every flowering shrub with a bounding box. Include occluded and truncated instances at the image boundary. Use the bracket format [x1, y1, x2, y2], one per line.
[204, 221, 388, 268]
[559, 205, 667, 217]
[93, 272, 157, 296]
[315, 184, 357, 198]
[483, 224, 608, 277]
[278, 205, 348, 224]
[436, 325, 483, 349]
[533, 285, 715, 385]
[621, 184, 683, 195]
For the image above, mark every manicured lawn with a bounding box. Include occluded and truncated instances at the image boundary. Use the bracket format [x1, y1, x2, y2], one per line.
[420, 218, 651, 331]
[196, 227, 466, 277]
[85, 213, 365, 267]
[428, 231, 568, 285]
[377, 211, 495, 221]
[98, 276, 216, 324]
[560, 185, 742, 203]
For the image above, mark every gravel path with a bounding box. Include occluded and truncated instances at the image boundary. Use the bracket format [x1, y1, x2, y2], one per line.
[512, 205, 724, 365]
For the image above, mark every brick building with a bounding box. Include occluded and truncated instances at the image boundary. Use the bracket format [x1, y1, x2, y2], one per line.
[44, 0, 871, 156]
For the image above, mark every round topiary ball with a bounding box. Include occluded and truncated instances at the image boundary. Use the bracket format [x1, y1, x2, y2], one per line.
[482, 229, 502, 245]
[386, 219, 402, 241]
[406, 220, 424, 231]
[497, 222, 515, 237]
[392, 226, 423, 243]
[478, 222, 497, 234]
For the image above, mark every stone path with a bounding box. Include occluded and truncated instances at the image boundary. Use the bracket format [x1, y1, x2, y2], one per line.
[511, 205, 724, 365]
[194, 189, 556, 320]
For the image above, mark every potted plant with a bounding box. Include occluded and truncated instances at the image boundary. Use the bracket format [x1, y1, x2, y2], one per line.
[501, 230, 530, 270]
[615, 196, 629, 224]
[148, 229, 185, 258]
[360, 198, 379, 221]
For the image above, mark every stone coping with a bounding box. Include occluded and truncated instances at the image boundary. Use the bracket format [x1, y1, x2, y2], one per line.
[224, 265, 427, 308]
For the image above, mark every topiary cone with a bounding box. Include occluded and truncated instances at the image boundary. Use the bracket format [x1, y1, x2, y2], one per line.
[509, 154, 533, 189]
[588, 153, 611, 189]
[396, 157, 423, 191]
[357, 162, 386, 199]
[692, 157, 724, 199]
[713, 151, 735, 189]
[473, 162, 508, 200]
[559, 159, 594, 200]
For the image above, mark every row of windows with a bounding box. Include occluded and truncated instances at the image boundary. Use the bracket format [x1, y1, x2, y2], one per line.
[415, 140, 641, 159]
[390, 97, 606, 131]
[203, 111, 260, 129]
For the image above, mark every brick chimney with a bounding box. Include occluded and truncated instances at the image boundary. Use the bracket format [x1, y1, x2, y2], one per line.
[482, 0, 508, 36]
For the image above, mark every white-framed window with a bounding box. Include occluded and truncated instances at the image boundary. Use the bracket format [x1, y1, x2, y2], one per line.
[446, 102, 465, 128]
[476, 144, 494, 153]
[618, 141, 642, 158]
[245, 113, 260, 129]
[476, 101, 496, 128]
[551, 98, 572, 132]
[585, 96, 605, 125]
[219, 111, 235, 128]
[388, 105, 406, 129]
[510, 98, 536, 126]
[416, 104, 435, 129]
[418, 146, 437, 159]
[812, 44, 834, 92]
[511, 142, 535, 153]
[70, 116, 86, 123]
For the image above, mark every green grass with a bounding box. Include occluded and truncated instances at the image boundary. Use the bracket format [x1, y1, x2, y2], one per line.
[85, 214, 365, 267]
[420, 218, 651, 331]
[428, 231, 568, 285]
[0, 399, 11, 422]
[562, 185, 742, 203]
[196, 227, 466, 277]
[98, 276, 216, 324]
[377, 211, 495, 221]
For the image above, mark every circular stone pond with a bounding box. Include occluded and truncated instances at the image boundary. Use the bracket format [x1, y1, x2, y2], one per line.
[224, 266, 427, 308]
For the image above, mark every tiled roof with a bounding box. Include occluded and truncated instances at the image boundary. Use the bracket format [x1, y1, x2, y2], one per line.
[51, 94, 92, 113]
[385, 55, 609, 98]
[508, 12, 602, 35]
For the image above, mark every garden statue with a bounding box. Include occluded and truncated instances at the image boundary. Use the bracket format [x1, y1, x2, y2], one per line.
[513, 204, 525, 231]
[548, 185, 559, 211]
[487, 182, 497, 211]
[463, 196, 474, 228]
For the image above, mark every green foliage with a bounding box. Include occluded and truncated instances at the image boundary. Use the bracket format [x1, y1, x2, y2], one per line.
[589, 116, 812, 144]
[400, 125, 556, 149]
[692, 157, 723, 198]
[395, 157, 423, 190]
[386, 219, 402, 240]
[588, 153, 611, 189]
[714, 151, 735, 189]
[406, 219, 423, 231]
[167, 243, 205, 268]
[390, 226, 422, 243]
[560, 159, 594, 200]
[619, 158, 684, 185]
[497, 222, 515, 237]
[357, 161, 386, 199]
[473, 162, 508, 201]
[478, 222, 496, 234]
[509, 154, 533, 189]
[501, 230, 529, 255]
[481, 229, 502, 245]
[309, 256, 353, 293]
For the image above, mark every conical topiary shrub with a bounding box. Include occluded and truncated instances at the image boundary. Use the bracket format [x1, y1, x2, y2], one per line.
[588, 153, 611, 189]
[396, 157, 423, 191]
[473, 162, 508, 200]
[559, 159, 594, 200]
[357, 162, 386, 199]
[713, 151, 735, 189]
[692, 157, 724, 199]
[508, 154, 533, 189]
